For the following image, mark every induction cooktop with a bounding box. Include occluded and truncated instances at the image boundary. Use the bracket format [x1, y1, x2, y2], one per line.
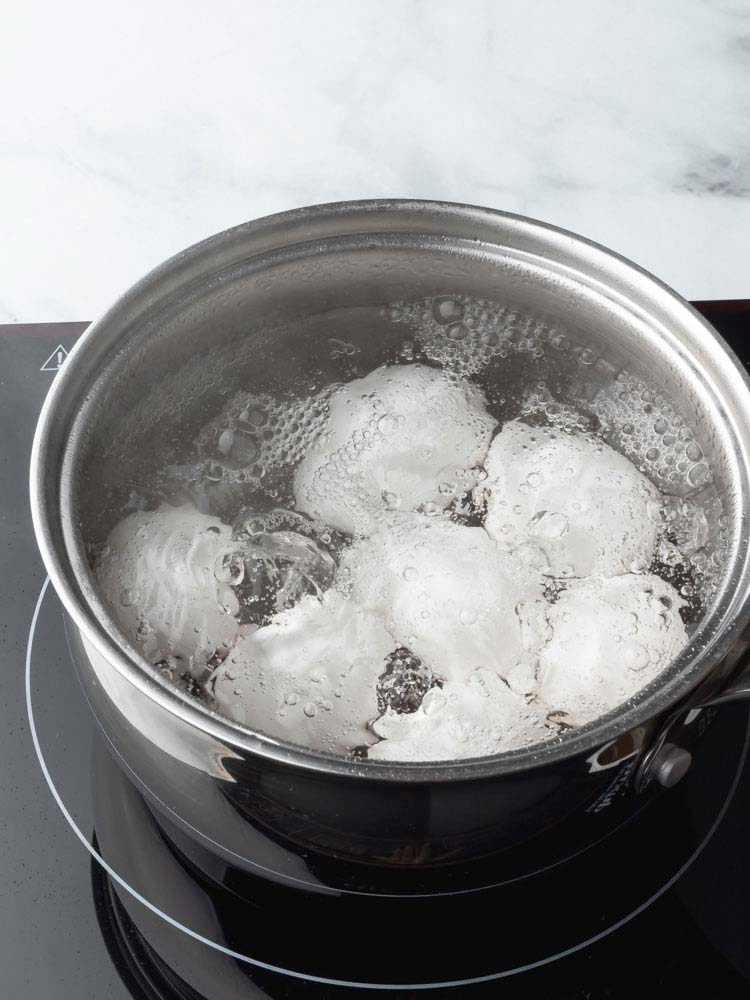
[3, 303, 750, 998]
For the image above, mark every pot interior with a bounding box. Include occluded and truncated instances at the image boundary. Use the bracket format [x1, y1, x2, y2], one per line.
[50, 204, 750, 768]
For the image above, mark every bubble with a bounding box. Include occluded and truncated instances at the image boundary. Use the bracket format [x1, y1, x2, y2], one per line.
[447, 322, 470, 341]
[514, 543, 551, 573]
[228, 429, 259, 465]
[432, 297, 465, 325]
[218, 428, 234, 455]
[213, 551, 245, 586]
[245, 406, 269, 427]
[528, 510, 569, 540]
[378, 414, 397, 435]
[688, 462, 710, 487]
[618, 642, 651, 671]
[303, 702, 317, 718]
[459, 608, 478, 626]
[525, 471, 543, 489]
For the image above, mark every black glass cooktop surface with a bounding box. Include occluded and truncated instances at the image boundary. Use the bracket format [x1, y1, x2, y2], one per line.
[3, 304, 750, 998]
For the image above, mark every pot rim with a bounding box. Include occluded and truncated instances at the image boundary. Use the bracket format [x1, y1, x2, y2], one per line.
[29, 198, 750, 784]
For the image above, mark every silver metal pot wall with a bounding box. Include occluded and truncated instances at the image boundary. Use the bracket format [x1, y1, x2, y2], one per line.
[30, 200, 750, 891]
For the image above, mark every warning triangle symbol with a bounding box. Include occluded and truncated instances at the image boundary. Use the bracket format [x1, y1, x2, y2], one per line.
[40, 344, 69, 372]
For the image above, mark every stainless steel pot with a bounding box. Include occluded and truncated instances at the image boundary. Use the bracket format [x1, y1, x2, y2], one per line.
[30, 200, 750, 894]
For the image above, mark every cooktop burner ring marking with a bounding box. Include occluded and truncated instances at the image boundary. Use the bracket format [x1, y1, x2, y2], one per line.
[26, 577, 750, 990]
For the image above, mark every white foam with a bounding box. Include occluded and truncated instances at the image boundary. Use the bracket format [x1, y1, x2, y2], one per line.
[212, 591, 394, 753]
[369, 669, 549, 762]
[484, 421, 661, 578]
[538, 574, 688, 726]
[95, 503, 241, 677]
[293, 364, 497, 535]
[339, 513, 545, 683]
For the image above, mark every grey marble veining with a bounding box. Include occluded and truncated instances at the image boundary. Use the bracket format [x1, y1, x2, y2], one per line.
[2, 0, 750, 323]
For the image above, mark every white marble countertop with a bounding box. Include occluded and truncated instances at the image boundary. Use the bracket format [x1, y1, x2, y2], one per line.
[3, 0, 750, 324]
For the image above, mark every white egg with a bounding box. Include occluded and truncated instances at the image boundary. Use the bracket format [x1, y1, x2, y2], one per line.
[484, 421, 661, 578]
[212, 591, 394, 753]
[339, 513, 545, 683]
[369, 669, 549, 762]
[95, 504, 241, 677]
[293, 364, 497, 535]
[538, 574, 687, 726]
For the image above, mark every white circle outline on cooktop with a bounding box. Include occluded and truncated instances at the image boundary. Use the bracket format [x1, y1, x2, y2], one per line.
[26, 577, 750, 991]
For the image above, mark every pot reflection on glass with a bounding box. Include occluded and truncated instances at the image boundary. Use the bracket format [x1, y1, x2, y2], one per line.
[31, 201, 750, 889]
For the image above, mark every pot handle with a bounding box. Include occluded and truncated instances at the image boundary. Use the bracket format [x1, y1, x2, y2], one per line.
[636, 642, 750, 791]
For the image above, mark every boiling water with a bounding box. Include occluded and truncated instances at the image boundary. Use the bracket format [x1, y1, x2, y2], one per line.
[91, 294, 727, 762]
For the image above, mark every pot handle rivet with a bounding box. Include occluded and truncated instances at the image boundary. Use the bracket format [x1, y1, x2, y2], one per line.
[651, 743, 692, 788]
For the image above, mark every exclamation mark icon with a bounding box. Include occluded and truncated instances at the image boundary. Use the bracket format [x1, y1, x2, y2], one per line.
[40, 344, 69, 372]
